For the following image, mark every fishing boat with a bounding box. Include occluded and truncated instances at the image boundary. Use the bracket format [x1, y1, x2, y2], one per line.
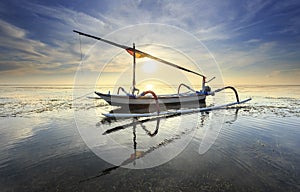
[73, 30, 251, 117]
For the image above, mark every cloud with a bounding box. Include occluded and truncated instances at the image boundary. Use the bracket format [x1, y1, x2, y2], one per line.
[23, 2, 111, 35]
[214, 41, 280, 75]
[0, 0, 300, 85]
[0, 18, 81, 76]
[265, 70, 281, 78]
[239, 0, 274, 23]
[0, 63, 21, 72]
[245, 39, 261, 44]
[0, 19, 26, 38]
[265, 69, 300, 85]
[195, 23, 231, 41]
[0, 19, 46, 57]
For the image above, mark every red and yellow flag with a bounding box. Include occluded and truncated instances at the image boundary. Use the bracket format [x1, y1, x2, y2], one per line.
[126, 48, 146, 58]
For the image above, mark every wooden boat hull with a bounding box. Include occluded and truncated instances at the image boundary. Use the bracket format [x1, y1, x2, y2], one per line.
[95, 91, 206, 112]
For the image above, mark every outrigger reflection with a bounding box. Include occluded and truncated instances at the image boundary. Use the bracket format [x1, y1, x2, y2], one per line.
[73, 30, 251, 118]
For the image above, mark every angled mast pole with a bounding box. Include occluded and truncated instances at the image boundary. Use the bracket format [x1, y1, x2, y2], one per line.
[73, 30, 206, 82]
[73, 30, 129, 49]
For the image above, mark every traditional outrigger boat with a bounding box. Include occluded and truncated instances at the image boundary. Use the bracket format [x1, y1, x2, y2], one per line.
[74, 30, 251, 117]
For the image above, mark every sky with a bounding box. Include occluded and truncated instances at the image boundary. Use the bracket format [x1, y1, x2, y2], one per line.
[0, 0, 300, 85]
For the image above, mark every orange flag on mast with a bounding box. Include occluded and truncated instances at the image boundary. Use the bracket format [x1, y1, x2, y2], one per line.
[126, 48, 146, 58]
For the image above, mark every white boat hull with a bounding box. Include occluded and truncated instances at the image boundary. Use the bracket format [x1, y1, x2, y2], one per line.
[95, 91, 206, 110]
[103, 98, 252, 118]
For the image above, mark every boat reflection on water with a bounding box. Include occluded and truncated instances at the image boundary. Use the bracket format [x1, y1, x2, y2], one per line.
[81, 106, 241, 183]
[99, 101, 207, 123]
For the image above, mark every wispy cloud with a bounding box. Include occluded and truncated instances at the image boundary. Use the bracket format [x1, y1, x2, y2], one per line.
[0, 0, 299, 85]
[0, 18, 79, 75]
[195, 24, 231, 41]
[245, 39, 261, 44]
[0, 19, 45, 57]
[264, 68, 300, 85]
[215, 41, 279, 74]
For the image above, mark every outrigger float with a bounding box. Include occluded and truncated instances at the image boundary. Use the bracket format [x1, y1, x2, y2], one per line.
[74, 30, 251, 118]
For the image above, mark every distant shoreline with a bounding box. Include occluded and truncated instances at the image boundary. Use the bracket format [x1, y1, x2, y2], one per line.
[0, 84, 299, 87]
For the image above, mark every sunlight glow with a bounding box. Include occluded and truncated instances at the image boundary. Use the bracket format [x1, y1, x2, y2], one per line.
[145, 84, 153, 90]
[142, 60, 157, 73]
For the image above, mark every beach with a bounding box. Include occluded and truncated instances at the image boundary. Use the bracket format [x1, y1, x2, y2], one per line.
[0, 84, 299, 191]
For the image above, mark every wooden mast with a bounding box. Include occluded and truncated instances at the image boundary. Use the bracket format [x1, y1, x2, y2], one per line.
[132, 43, 137, 95]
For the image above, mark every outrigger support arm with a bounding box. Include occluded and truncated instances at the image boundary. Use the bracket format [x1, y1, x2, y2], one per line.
[178, 83, 196, 94]
[212, 86, 240, 103]
[117, 87, 130, 95]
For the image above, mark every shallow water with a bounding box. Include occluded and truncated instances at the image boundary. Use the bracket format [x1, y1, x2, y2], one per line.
[0, 84, 299, 191]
